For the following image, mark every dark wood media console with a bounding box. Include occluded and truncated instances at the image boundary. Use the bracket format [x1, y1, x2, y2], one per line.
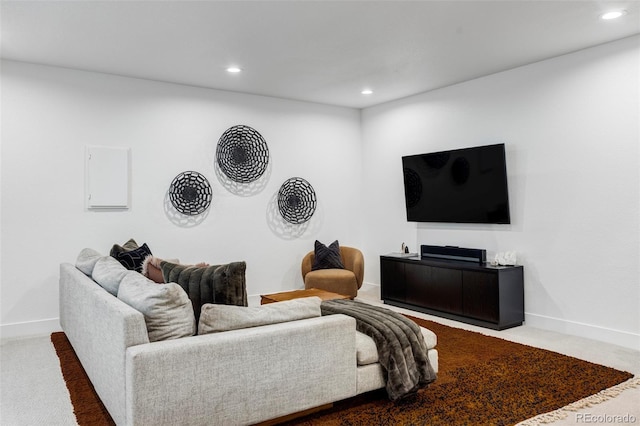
[380, 254, 524, 330]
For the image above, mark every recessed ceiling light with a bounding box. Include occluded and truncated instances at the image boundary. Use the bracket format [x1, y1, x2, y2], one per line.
[226, 66, 242, 73]
[601, 10, 626, 20]
[361, 89, 373, 95]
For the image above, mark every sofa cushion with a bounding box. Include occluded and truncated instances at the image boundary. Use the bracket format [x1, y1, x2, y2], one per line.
[198, 296, 322, 334]
[311, 240, 345, 271]
[355, 327, 437, 366]
[160, 260, 248, 323]
[92, 256, 130, 296]
[117, 273, 196, 342]
[109, 238, 139, 256]
[76, 248, 103, 276]
[113, 243, 152, 273]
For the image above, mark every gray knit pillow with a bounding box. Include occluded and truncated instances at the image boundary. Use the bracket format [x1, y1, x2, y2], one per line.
[117, 273, 196, 342]
[92, 256, 130, 296]
[76, 248, 103, 276]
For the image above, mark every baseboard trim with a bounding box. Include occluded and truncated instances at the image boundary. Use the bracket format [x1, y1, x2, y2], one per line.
[0, 318, 62, 341]
[247, 293, 262, 307]
[359, 282, 379, 292]
[363, 284, 638, 350]
[524, 313, 639, 351]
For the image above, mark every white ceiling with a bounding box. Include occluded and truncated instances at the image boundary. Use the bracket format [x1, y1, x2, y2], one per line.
[2, 1, 639, 109]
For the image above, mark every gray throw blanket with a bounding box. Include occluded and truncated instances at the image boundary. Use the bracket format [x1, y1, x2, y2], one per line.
[160, 261, 248, 322]
[321, 299, 437, 401]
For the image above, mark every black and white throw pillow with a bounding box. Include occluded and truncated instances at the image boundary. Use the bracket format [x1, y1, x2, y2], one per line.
[113, 243, 153, 273]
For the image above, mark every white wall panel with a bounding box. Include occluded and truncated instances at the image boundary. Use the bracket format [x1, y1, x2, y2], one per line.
[86, 146, 130, 209]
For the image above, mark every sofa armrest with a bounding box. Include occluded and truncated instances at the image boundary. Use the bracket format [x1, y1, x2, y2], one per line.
[125, 314, 357, 426]
[59, 263, 149, 425]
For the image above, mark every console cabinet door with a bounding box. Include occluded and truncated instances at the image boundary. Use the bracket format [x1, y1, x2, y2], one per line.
[380, 258, 406, 303]
[462, 271, 499, 322]
[429, 267, 463, 315]
[406, 264, 463, 315]
[404, 263, 427, 307]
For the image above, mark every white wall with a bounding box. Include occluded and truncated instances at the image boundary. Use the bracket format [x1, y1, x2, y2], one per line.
[0, 60, 363, 337]
[361, 35, 640, 349]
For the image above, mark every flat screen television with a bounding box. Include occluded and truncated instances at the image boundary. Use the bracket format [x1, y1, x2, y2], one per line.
[402, 143, 511, 224]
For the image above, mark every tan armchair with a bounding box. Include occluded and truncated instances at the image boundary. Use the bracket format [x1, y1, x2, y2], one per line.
[301, 246, 364, 298]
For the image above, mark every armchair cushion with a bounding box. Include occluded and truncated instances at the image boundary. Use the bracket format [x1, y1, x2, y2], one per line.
[305, 269, 358, 297]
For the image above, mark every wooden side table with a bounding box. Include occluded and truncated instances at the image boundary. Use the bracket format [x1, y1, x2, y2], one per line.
[260, 288, 351, 305]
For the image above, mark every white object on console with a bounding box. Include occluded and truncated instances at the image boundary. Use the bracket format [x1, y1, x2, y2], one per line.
[494, 251, 517, 266]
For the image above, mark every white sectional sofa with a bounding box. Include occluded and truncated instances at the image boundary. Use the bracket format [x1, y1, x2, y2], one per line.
[59, 257, 438, 425]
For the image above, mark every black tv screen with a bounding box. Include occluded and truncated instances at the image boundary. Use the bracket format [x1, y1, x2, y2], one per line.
[402, 143, 511, 224]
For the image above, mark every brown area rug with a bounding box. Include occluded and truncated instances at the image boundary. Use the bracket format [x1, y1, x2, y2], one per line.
[51, 316, 635, 426]
[51, 333, 115, 426]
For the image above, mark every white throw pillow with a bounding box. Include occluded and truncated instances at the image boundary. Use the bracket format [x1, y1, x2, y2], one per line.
[198, 296, 322, 335]
[92, 256, 130, 296]
[76, 248, 103, 276]
[117, 273, 196, 342]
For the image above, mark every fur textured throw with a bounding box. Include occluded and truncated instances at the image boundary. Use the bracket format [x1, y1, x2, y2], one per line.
[321, 299, 437, 401]
[160, 260, 248, 322]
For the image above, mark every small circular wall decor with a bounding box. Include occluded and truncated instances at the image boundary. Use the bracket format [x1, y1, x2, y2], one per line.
[169, 171, 212, 216]
[216, 125, 269, 183]
[277, 177, 317, 224]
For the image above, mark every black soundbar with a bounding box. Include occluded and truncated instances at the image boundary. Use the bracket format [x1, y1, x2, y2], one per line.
[421, 245, 486, 263]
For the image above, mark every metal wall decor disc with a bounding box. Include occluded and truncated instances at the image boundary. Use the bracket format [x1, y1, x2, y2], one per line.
[216, 125, 269, 183]
[169, 171, 213, 215]
[277, 177, 317, 224]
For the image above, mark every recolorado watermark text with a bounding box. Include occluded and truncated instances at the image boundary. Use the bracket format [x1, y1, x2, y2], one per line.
[576, 413, 637, 423]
